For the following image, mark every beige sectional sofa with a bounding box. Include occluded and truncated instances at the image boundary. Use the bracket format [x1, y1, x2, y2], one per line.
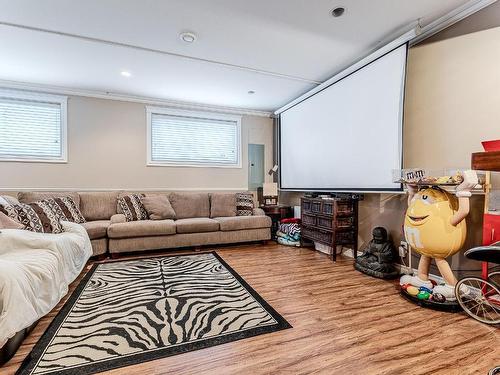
[16, 191, 271, 256]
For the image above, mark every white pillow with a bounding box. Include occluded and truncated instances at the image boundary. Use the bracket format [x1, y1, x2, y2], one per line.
[0, 195, 18, 207]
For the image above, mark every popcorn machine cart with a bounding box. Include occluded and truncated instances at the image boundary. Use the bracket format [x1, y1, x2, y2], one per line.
[454, 142, 500, 324]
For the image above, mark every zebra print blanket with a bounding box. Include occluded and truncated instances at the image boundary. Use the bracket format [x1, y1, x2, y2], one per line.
[17, 252, 290, 375]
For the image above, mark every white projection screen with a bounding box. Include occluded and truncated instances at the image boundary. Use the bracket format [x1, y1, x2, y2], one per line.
[279, 44, 407, 191]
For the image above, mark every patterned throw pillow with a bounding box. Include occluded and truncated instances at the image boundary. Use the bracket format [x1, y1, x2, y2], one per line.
[117, 194, 149, 222]
[0, 201, 64, 233]
[43, 197, 86, 223]
[236, 192, 254, 216]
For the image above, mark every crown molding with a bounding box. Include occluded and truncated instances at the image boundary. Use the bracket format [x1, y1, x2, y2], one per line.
[411, 0, 498, 45]
[0, 79, 272, 118]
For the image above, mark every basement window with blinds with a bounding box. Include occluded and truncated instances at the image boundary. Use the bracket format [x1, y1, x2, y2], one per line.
[147, 107, 242, 168]
[0, 90, 67, 162]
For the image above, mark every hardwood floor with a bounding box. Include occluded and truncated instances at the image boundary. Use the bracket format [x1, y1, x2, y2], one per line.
[4, 243, 499, 375]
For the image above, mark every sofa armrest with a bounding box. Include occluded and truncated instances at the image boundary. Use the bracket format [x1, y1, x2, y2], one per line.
[110, 214, 126, 224]
[252, 208, 266, 216]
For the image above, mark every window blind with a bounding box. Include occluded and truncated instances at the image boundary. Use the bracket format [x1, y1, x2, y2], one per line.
[150, 112, 240, 166]
[0, 96, 64, 161]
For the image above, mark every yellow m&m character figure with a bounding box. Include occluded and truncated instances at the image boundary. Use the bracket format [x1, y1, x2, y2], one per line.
[400, 170, 477, 300]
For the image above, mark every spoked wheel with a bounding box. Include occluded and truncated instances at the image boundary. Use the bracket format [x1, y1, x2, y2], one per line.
[455, 277, 500, 325]
[488, 271, 500, 289]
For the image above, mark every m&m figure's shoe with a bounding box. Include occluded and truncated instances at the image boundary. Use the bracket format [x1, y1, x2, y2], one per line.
[400, 274, 434, 290]
[433, 284, 456, 301]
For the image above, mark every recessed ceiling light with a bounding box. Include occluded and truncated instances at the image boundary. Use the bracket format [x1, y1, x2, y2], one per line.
[121, 71, 131, 78]
[331, 7, 345, 18]
[248, 90, 255, 95]
[180, 32, 197, 43]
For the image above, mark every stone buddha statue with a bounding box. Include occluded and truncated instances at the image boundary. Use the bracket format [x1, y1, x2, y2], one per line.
[355, 227, 398, 279]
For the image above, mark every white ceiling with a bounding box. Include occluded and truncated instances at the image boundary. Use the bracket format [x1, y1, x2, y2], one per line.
[0, 0, 472, 112]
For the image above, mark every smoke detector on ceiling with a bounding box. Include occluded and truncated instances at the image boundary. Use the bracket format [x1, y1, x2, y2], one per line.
[180, 32, 197, 43]
[331, 7, 345, 18]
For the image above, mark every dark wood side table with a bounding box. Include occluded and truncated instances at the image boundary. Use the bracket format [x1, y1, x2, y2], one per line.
[261, 205, 294, 240]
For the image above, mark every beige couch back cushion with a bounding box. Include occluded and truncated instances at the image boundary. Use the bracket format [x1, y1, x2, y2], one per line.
[142, 194, 176, 220]
[18, 191, 81, 207]
[79, 191, 118, 221]
[210, 193, 237, 218]
[169, 192, 209, 219]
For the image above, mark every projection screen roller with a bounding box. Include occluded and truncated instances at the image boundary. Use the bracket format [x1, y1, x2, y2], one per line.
[279, 44, 407, 191]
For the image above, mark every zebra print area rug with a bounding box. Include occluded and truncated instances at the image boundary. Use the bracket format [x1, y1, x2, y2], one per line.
[17, 252, 290, 375]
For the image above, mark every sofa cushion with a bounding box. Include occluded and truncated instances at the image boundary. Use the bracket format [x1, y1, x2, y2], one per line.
[252, 207, 266, 216]
[90, 238, 108, 256]
[79, 192, 118, 221]
[210, 193, 236, 218]
[81, 220, 110, 240]
[175, 218, 219, 234]
[110, 214, 126, 224]
[214, 216, 272, 231]
[169, 193, 209, 219]
[0, 211, 24, 229]
[108, 228, 271, 253]
[142, 194, 176, 220]
[117, 194, 149, 221]
[236, 192, 254, 216]
[18, 191, 80, 207]
[108, 219, 176, 238]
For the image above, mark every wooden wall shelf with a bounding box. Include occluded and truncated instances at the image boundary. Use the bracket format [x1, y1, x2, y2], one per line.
[471, 151, 500, 171]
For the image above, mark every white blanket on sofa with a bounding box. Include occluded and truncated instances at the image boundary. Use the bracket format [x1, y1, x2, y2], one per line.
[0, 222, 92, 347]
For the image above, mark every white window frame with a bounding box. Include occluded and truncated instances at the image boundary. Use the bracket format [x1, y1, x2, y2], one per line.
[0, 89, 68, 163]
[146, 106, 242, 168]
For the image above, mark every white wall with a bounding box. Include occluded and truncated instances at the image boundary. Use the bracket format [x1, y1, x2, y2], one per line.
[281, 25, 500, 277]
[404, 26, 500, 169]
[0, 95, 274, 191]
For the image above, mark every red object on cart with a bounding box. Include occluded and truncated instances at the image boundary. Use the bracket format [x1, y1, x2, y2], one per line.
[483, 214, 500, 245]
[479, 139, 500, 278]
[481, 139, 500, 152]
[456, 141, 500, 324]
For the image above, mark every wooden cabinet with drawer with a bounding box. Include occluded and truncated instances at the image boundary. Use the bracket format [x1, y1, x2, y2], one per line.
[300, 197, 358, 262]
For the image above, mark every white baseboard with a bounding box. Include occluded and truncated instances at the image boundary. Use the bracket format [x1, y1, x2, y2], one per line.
[395, 264, 445, 284]
[397, 264, 413, 275]
[341, 247, 363, 258]
[342, 249, 445, 283]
